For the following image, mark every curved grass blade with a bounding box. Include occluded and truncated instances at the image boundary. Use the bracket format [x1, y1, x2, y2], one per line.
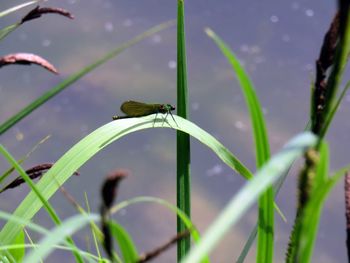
[108, 221, 139, 263]
[8, 230, 25, 262]
[0, 115, 252, 252]
[0, 24, 19, 42]
[0, 1, 43, 18]
[0, 210, 98, 262]
[205, 27, 273, 262]
[0, 145, 84, 263]
[111, 196, 210, 263]
[298, 163, 350, 262]
[182, 132, 317, 263]
[23, 214, 98, 263]
[0, 20, 175, 136]
[0, 135, 50, 185]
[177, 0, 191, 259]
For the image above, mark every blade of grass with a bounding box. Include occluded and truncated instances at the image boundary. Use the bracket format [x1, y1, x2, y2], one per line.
[0, 135, 51, 185]
[205, 27, 273, 263]
[110, 196, 210, 263]
[0, 210, 99, 262]
[0, 115, 250, 263]
[0, 1, 43, 18]
[23, 228, 44, 263]
[8, 230, 25, 262]
[177, 0, 191, 260]
[108, 221, 139, 263]
[182, 132, 317, 263]
[298, 163, 350, 262]
[0, 20, 175, 136]
[84, 192, 103, 260]
[0, 145, 84, 263]
[0, 24, 19, 42]
[23, 214, 98, 263]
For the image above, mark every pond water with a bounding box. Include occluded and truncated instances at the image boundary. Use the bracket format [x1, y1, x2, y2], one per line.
[0, 1, 348, 262]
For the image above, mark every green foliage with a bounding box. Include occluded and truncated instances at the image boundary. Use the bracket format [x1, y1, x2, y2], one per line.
[8, 230, 25, 262]
[0, 145, 84, 263]
[205, 28, 274, 263]
[23, 214, 98, 263]
[0, 115, 253, 247]
[183, 132, 317, 263]
[0, 1, 40, 18]
[176, 0, 191, 259]
[111, 196, 210, 263]
[107, 221, 139, 263]
[1, 2, 350, 263]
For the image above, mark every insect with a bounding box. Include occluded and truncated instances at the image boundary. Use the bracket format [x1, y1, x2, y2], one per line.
[112, 100, 177, 126]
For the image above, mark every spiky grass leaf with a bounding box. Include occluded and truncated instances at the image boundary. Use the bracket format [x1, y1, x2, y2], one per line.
[177, 0, 191, 259]
[205, 27, 273, 262]
[111, 196, 210, 263]
[0, 1, 42, 18]
[0, 116, 252, 250]
[8, 230, 25, 262]
[23, 214, 98, 263]
[107, 221, 139, 262]
[298, 163, 350, 262]
[182, 132, 317, 263]
[0, 145, 83, 263]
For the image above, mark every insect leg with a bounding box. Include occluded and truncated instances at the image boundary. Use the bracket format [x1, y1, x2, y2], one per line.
[153, 112, 158, 127]
[162, 112, 169, 126]
[169, 112, 178, 126]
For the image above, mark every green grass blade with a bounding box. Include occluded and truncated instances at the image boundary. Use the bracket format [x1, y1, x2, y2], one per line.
[177, 0, 191, 260]
[0, 1, 41, 18]
[0, 116, 252, 252]
[0, 211, 102, 262]
[0, 145, 62, 227]
[111, 196, 210, 263]
[84, 193, 103, 260]
[0, 145, 84, 263]
[8, 230, 25, 262]
[23, 214, 98, 263]
[108, 221, 139, 262]
[0, 24, 20, 42]
[205, 28, 270, 167]
[182, 132, 317, 263]
[0, 20, 175, 136]
[236, 226, 257, 263]
[0, 135, 51, 185]
[298, 163, 350, 262]
[205, 27, 273, 262]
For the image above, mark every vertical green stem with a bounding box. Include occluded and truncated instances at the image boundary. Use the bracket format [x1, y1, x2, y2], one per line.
[176, 0, 191, 261]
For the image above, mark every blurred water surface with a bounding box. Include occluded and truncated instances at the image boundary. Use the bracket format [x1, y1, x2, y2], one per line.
[0, 1, 348, 262]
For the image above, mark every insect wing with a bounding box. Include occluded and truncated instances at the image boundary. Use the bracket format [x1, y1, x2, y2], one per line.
[120, 101, 157, 117]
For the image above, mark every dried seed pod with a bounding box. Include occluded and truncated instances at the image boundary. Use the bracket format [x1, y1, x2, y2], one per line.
[100, 169, 129, 260]
[101, 169, 129, 209]
[0, 163, 79, 193]
[21, 5, 74, 24]
[0, 53, 58, 74]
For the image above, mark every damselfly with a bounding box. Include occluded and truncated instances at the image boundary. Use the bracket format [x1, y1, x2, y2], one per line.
[112, 100, 177, 126]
